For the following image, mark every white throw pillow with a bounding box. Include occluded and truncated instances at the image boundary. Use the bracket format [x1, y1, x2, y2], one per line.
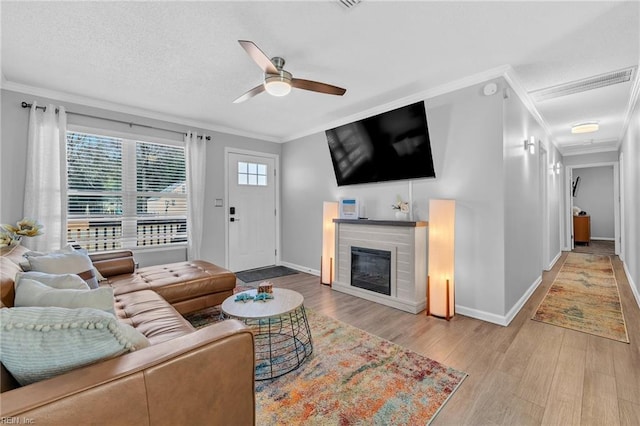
[15, 271, 90, 290]
[14, 278, 114, 314]
[0, 306, 150, 386]
[25, 250, 99, 289]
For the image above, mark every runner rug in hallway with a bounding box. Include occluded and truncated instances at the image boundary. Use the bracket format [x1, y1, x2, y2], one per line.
[532, 252, 629, 343]
[185, 307, 467, 424]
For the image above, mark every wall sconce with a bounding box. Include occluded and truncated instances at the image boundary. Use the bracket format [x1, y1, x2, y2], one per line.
[321, 201, 338, 286]
[523, 136, 536, 154]
[427, 199, 455, 320]
[552, 162, 562, 175]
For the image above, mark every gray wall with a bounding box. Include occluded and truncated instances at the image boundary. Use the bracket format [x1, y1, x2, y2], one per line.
[0, 89, 280, 267]
[503, 87, 563, 314]
[282, 81, 509, 319]
[563, 151, 619, 165]
[620, 92, 640, 307]
[573, 166, 615, 239]
[281, 78, 566, 323]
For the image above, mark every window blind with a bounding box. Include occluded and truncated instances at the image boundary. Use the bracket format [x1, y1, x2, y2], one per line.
[66, 131, 187, 251]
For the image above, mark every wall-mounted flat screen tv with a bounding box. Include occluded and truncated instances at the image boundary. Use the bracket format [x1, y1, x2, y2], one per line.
[325, 101, 435, 186]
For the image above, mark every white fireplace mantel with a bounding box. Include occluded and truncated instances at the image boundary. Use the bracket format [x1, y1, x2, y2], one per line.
[332, 219, 428, 314]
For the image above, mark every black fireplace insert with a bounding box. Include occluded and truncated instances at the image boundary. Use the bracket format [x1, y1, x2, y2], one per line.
[350, 246, 391, 296]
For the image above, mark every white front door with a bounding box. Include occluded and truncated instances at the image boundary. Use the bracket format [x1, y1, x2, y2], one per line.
[227, 152, 277, 272]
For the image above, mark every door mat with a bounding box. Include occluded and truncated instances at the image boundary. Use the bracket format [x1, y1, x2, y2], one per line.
[236, 265, 299, 284]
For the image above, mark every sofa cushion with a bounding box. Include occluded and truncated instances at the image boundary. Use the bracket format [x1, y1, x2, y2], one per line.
[106, 261, 236, 305]
[25, 249, 99, 289]
[113, 290, 195, 345]
[0, 306, 150, 386]
[15, 271, 89, 290]
[14, 278, 115, 314]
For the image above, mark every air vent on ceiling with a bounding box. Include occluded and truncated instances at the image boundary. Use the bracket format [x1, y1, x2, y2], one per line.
[338, 0, 362, 9]
[529, 66, 636, 102]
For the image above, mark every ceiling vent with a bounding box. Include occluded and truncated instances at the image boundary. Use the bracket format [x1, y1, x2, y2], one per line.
[530, 66, 636, 102]
[338, 0, 362, 9]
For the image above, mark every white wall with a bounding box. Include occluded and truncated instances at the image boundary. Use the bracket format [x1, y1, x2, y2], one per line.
[619, 90, 640, 307]
[0, 89, 280, 267]
[573, 166, 615, 240]
[282, 81, 508, 320]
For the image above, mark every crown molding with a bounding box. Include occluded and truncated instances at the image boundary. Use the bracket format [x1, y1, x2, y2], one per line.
[618, 63, 640, 145]
[0, 79, 280, 143]
[502, 67, 559, 153]
[282, 65, 512, 142]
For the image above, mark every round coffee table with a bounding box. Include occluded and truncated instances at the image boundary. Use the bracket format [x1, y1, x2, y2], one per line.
[221, 288, 313, 380]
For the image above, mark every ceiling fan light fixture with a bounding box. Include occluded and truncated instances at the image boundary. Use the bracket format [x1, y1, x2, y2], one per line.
[264, 73, 292, 97]
[571, 122, 599, 134]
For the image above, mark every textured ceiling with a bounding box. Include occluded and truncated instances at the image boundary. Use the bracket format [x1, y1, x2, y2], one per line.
[2, 1, 639, 154]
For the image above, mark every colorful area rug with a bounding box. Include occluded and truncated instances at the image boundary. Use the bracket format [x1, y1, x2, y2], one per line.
[532, 252, 629, 343]
[184, 306, 467, 424]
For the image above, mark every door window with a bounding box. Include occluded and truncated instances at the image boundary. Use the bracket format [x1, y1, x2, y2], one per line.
[238, 161, 268, 186]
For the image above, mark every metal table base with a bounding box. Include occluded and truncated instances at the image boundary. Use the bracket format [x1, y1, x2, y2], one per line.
[227, 305, 313, 381]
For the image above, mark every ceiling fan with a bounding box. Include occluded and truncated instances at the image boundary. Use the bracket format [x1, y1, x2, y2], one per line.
[233, 40, 346, 103]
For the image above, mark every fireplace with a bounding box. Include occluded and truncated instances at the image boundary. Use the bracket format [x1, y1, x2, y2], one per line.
[350, 246, 391, 296]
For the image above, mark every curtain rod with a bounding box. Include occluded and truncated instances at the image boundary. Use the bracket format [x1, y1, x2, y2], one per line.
[20, 102, 211, 141]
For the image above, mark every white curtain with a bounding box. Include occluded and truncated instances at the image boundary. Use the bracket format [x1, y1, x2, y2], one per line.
[24, 102, 68, 251]
[185, 131, 207, 260]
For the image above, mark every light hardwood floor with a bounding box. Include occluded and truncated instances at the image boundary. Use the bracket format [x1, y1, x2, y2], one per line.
[264, 252, 640, 425]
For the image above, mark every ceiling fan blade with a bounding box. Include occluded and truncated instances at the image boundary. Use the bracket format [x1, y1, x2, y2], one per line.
[238, 40, 278, 75]
[233, 84, 266, 104]
[291, 78, 346, 96]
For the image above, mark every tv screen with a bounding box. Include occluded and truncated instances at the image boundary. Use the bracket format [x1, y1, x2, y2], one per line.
[325, 101, 435, 186]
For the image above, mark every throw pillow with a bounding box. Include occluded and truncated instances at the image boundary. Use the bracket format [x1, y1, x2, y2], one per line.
[0, 306, 150, 386]
[25, 250, 99, 289]
[15, 271, 90, 290]
[14, 278, 114, 314]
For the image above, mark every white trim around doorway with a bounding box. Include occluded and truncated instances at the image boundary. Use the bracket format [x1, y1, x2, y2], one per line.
[563, 161, 620, 254]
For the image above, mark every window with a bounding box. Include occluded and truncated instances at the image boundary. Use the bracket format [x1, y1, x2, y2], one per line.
[238, 161, 267, 186]
[66, 131, 187, 252]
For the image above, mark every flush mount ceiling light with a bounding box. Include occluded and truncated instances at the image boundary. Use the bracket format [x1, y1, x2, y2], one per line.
[571, 122, 599, 134]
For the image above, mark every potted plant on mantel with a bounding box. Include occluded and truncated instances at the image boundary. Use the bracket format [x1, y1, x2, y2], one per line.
[392, 197, 410, 221]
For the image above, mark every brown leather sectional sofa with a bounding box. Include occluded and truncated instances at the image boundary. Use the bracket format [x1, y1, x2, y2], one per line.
[0, 246, 255, 425]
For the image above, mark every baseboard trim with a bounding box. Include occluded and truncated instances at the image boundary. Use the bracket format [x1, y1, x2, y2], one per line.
[623, 261, 640, 309]
[278, 261, 320, 277]
[591, 237, 615, 241]
[456, 274, 543, 327]
[455, 305, 509, 326]
[282, 260, 546, 327]
[547, 251, 562, 271]
[504, 275, 542, 326]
